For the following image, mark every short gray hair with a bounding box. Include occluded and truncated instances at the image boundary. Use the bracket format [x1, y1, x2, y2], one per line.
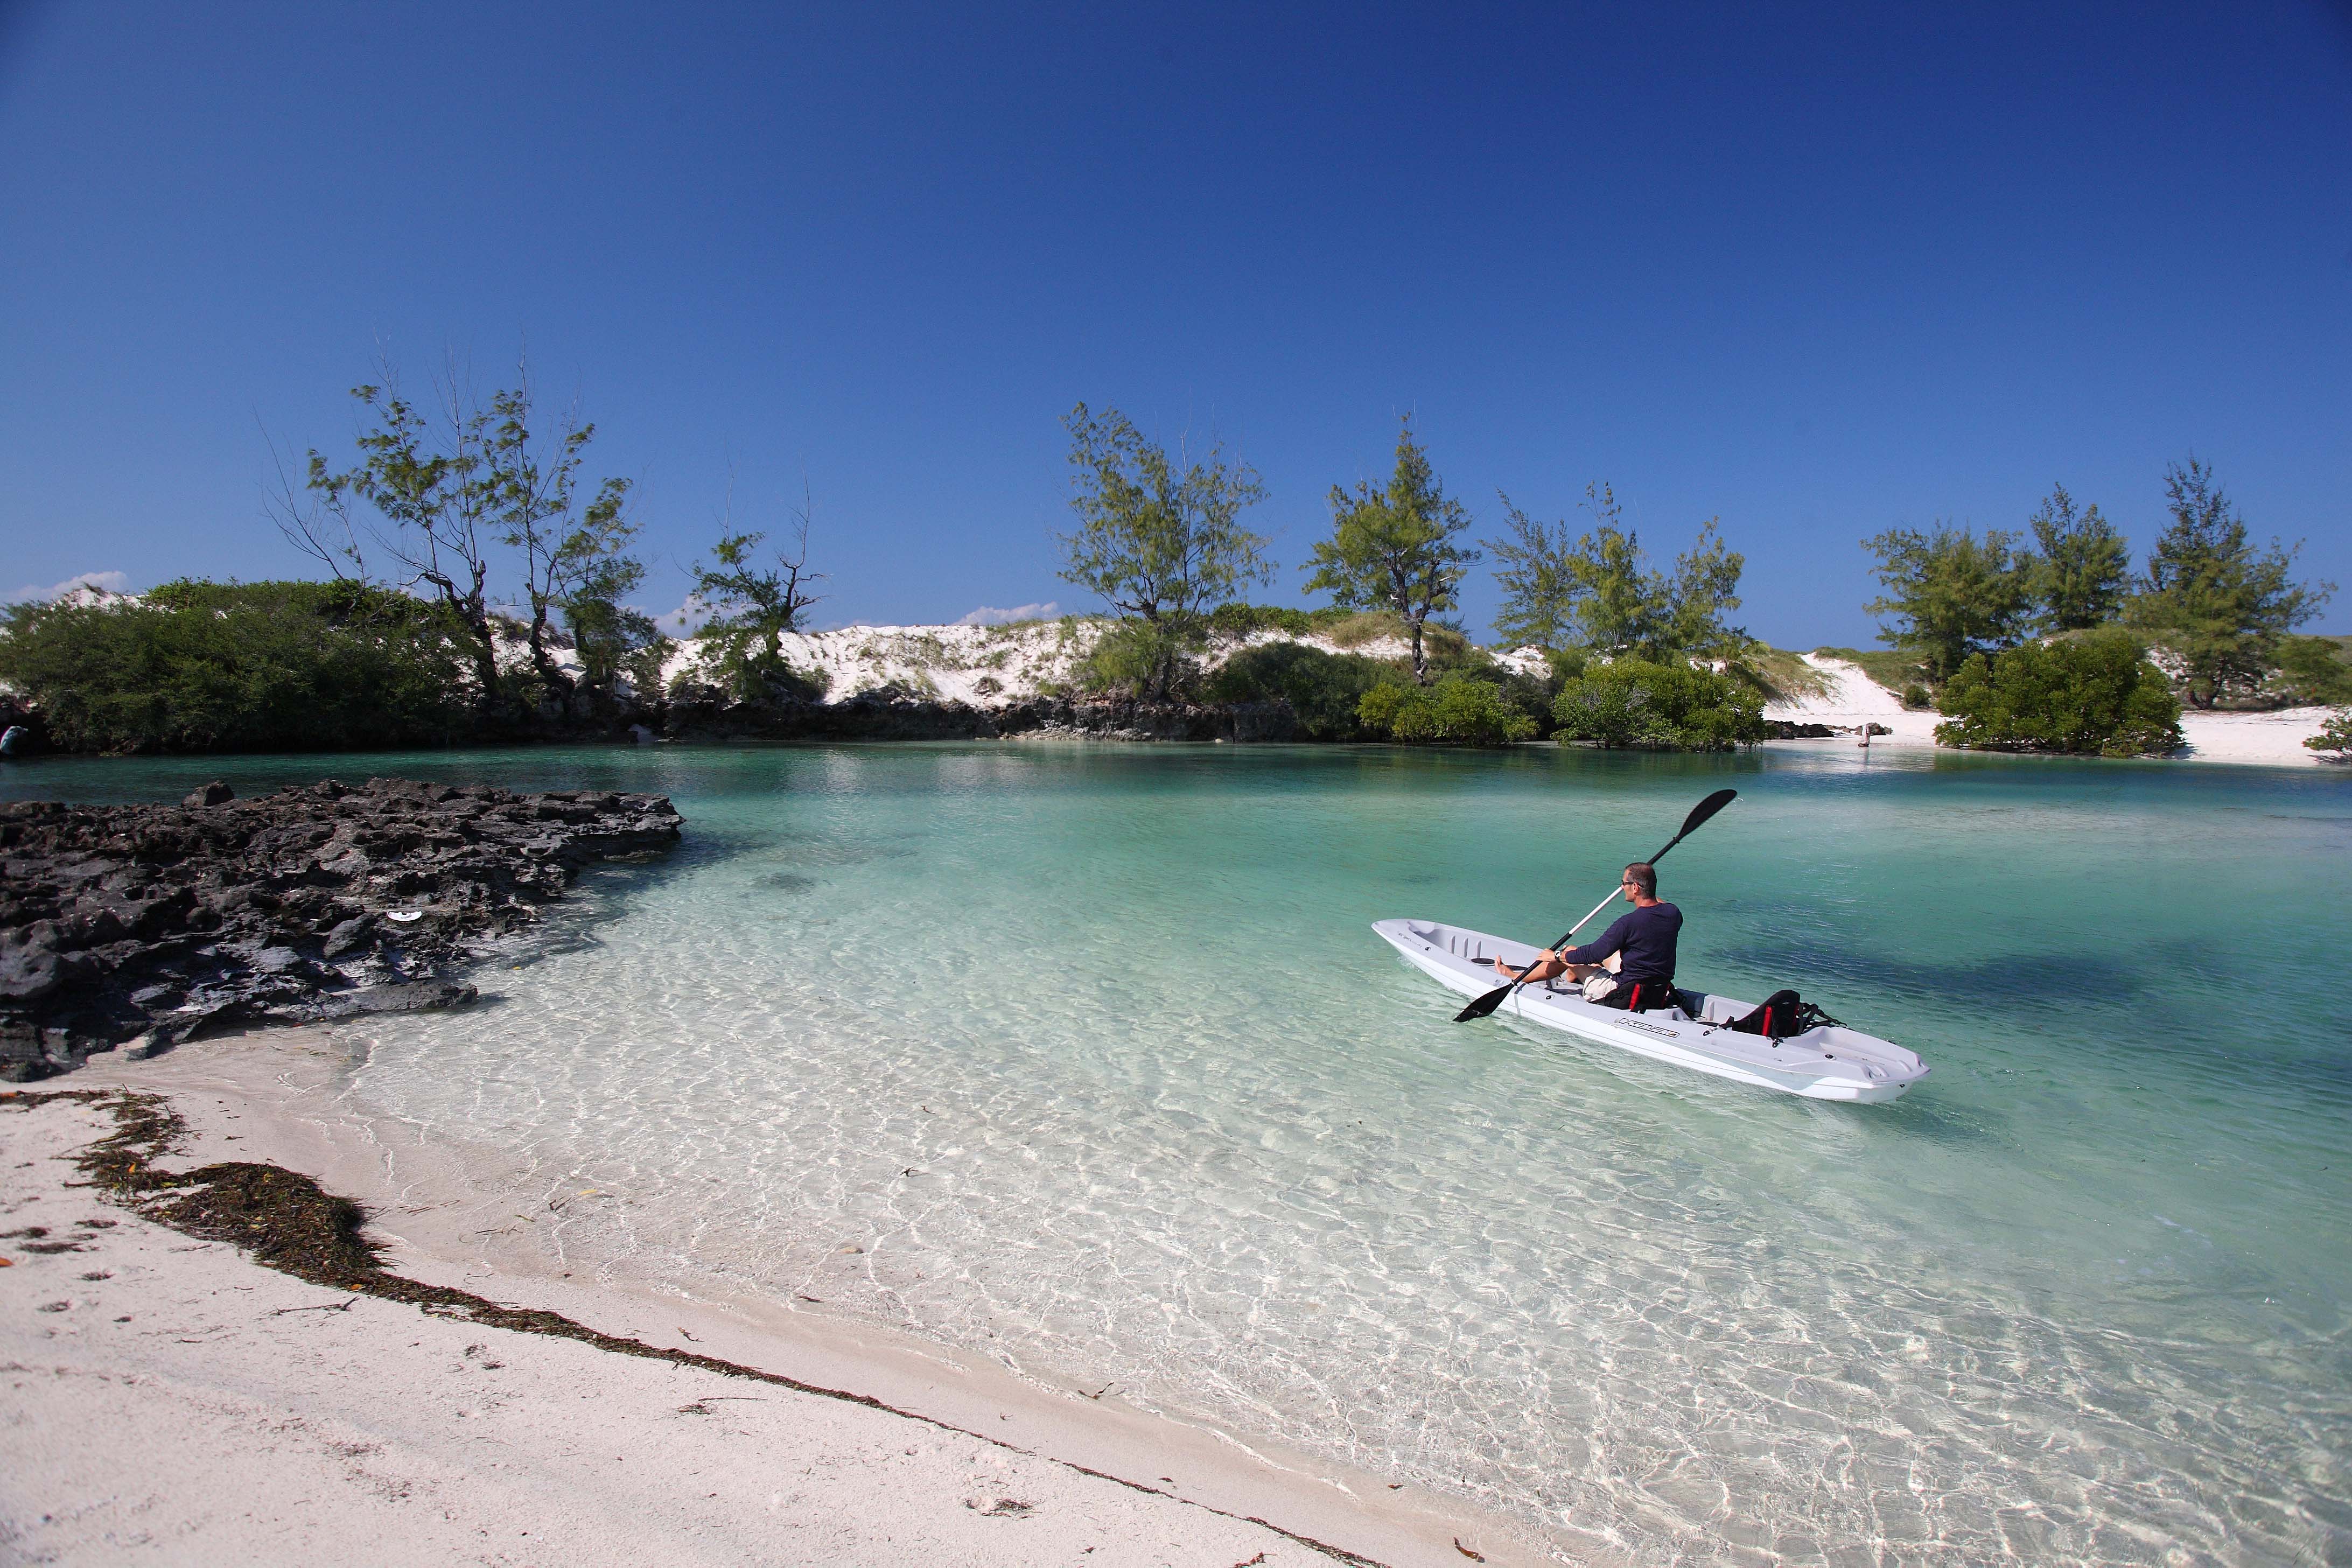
[1623, 862, 1657, 897]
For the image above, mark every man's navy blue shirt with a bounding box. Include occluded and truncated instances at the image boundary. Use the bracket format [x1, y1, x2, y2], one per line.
[1562, 901, 1681, 983]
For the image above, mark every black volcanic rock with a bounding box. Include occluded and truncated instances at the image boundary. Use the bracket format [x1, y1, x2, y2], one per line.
[0, 777, 683, 1081]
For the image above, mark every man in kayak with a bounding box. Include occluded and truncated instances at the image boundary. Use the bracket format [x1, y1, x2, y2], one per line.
[1490, 862, 1682, 1011]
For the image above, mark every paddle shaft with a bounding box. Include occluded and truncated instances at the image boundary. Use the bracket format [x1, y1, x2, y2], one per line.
[1465, 820, 1724, 1018]
[1536, 826, 1698, 958]
[1453, 787, 1735, 1022]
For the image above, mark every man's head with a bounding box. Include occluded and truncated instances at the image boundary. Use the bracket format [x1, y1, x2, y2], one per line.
[1622, 862, 1658, 901]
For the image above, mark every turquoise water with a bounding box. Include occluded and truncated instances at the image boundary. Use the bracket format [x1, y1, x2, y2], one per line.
[11, 743, 2349, 1564]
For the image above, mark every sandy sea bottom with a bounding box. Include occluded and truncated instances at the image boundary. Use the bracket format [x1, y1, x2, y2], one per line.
[14, 741, 2350, 1566]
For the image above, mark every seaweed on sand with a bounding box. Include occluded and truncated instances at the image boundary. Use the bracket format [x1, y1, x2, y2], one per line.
[2, 1088, 1389, 1568]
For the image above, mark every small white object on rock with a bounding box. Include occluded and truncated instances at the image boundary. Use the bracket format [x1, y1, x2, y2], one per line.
[387, 911, 424, 924]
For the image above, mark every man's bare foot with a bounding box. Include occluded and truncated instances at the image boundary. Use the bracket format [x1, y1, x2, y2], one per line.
[1491, 957, 1521, 979]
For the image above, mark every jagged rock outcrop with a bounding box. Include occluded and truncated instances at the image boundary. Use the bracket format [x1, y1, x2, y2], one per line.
[0, 778, 683, 1081]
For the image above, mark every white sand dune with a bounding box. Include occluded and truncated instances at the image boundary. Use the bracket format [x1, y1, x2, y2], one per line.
[1758, 654, 1943, 748]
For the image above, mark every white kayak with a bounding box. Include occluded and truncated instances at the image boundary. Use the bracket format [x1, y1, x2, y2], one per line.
[1373, 919, 1930, 1103]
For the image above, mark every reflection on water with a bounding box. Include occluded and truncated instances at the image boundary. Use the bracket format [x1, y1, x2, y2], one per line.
[12, 741, 2349, 1565]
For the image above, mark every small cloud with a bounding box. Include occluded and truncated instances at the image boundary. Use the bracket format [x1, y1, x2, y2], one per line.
[6, 570, 131, 605]
[956, 601, 1059, 627]
[651, 598, 709, 637]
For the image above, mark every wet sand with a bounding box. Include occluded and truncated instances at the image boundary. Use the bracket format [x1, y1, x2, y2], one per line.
[2, 1032, 1555, 1566]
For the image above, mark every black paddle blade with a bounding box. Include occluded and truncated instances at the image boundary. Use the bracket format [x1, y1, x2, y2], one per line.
[1679, 787, 1738, 839]
[1454, 983, 1513, 1021]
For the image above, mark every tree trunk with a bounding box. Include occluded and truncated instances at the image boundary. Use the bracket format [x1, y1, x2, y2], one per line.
[464, 625, 500, 716]
[1394, 563, 1430, 685]
[526, 603, 575, 700]
[1143, 610, 1171, 703]
[424, 571, 503, 718]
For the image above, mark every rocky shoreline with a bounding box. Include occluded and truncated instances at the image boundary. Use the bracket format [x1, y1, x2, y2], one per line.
[666, 689, 1304, 743]
[0, 778, 683, 1081]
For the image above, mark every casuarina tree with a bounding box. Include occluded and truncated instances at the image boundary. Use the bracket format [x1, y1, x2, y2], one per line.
[279, 359, 641, 719]
[1488, 483, 1749, 660]
[1054, 403, 1271, 701]
[689, 499, 827, 703]
[1557, 484, 1654, 656]
[2026, 484, 2131, 633]
[1305, 416, 1478, 684]
[1486, 494, 1583, 650]
[2125, 458, 2332, 708]
[1862, 523, 2033, 683]
[557, 501, 664, 703]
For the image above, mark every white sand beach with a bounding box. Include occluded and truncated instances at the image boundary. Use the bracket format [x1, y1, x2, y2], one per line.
[1760, 653, 2340, 766]
[2, 1037, 1551, 1567]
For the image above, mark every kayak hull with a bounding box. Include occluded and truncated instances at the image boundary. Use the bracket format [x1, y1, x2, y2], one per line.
[1374, 919, 1930, 1103]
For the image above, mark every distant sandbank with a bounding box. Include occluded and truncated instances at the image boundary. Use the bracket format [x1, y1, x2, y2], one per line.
[1759, 652, 2337, 766]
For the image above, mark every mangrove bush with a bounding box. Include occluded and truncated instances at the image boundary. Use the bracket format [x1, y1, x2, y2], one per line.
[1203, 642, 1394, 738]
[0, 580, 474, 753]
[1933, 631, 2183, 757]
[1358, 675, 1537, 745]
[1550, 659, 1765, 751]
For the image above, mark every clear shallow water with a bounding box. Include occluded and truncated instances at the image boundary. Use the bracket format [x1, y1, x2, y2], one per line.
[13, 743, 2350, 1565]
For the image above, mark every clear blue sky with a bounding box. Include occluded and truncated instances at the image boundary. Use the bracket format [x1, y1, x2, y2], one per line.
[3, 1, 2346, 647]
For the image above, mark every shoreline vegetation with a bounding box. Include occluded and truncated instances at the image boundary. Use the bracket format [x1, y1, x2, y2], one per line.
[1, 377, 2344, 764]
[3, 598, 2339, 765]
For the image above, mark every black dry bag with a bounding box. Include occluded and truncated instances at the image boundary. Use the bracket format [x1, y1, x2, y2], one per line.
[1727, 989, 1804, 1039]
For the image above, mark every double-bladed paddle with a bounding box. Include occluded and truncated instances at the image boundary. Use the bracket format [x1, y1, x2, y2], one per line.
[1452, 787, 1738, 1023]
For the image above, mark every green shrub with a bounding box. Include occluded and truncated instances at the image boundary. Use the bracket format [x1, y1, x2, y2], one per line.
[2268, 634, 2352, 707]
[673, 642, 829, 705]
[1902, 683, 1933, 710]
[0, 579, 475, 753]
[1933, 631, 2183, 757]
[1550, 659, 1765, 750]
[1075, 620, 1200, 699]
[1414, 643, 1557, 731]
[1206, 603, 1332, 640]
[1203, 642, 1392, 738]
[1357, 676, 1538, 745]
[2306, 706, 2352, 762]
